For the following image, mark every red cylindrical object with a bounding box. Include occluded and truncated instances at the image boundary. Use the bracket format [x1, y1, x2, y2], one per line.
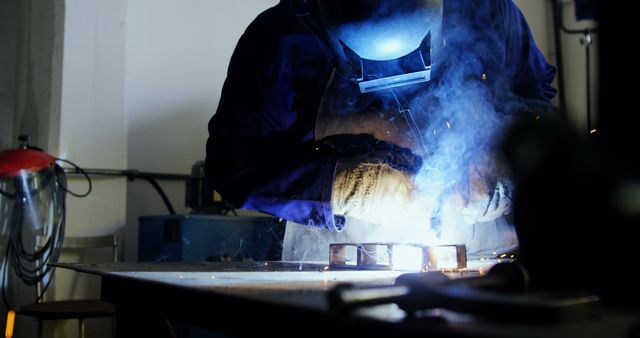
[0, 148, 57, 179]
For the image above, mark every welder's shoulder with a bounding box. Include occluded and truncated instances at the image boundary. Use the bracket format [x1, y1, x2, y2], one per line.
[450, 0, 518, 18]
[489, 0, 526, 21]
[241, 1, 302, 45]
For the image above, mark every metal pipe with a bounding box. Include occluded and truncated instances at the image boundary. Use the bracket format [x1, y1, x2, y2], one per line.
[62, 167, 189, 215]
[551, 0, 568, 120]
[584, 30, 593, 132]
[63, 168, 189, 181]
[551, 0, 599, 133]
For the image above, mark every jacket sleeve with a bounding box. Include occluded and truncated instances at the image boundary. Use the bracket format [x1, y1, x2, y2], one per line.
[205, 4, 343, 231]
[496, 0, 558, 113]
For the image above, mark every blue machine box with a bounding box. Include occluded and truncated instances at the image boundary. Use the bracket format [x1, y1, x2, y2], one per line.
[138, 214, 286, 262]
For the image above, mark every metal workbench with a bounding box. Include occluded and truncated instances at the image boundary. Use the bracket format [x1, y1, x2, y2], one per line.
[56, 261, 640, 338]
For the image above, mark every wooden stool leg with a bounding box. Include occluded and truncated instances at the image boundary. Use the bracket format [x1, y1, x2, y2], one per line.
[37, 319, 43, 338]
[79, 318, 85, 338]
[111, 316, 116, 338]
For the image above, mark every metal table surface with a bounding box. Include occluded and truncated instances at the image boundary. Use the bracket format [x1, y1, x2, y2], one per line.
[56, 261, 640, 338]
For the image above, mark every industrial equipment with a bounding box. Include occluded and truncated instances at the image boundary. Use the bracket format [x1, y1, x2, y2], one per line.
[138, 215, 285, 262]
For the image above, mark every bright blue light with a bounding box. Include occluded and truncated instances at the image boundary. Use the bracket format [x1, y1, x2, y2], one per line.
[375, 38, 406, 58]
[337, 11, 431, 61]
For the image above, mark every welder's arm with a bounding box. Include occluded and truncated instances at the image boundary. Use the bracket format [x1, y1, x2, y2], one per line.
[205, 5, 342, 231]
[498, 0, 557, 112]
[207, 119, 340, 230]
[322, 134, 424, 225]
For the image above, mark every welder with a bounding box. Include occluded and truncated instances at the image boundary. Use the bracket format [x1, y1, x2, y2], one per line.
[206, 0, 556, 261]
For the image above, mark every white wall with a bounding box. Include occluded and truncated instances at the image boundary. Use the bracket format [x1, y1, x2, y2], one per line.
[52, 0, 128, 337]
[123, 0, 279, 262]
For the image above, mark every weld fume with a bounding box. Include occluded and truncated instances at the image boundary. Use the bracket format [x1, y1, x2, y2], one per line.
[284, 2, 527, 261]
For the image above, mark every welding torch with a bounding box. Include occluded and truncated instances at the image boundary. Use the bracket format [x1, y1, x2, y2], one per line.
[328, 262, 531, 316]
[329, 261, 600, 323]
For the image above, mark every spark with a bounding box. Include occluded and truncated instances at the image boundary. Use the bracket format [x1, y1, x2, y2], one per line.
[499, 254, 507, 258]
[535, 116, 541, 120]
[590, 129, 597, 134]
[446, 121, 451, 129]
[5, 310, 15, 338]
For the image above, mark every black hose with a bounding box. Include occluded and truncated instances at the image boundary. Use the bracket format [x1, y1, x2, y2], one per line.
[138, 175, 176, 215]
[0, 188, 15, 199]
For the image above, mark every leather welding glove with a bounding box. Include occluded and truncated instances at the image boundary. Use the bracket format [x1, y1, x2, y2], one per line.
[331, 161, 425, 226]
[316, 134, 423, 175]
[318, 133, 427, 226]
[458, 163, 514, 225]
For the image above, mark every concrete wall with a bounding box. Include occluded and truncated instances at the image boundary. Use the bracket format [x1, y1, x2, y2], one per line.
[12, 0, 64, 154]
[0, 0, 64, 152]
[0, 0, 18, 151]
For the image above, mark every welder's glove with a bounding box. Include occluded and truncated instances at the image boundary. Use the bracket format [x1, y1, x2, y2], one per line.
[316, 134, 423, 175]
[331, 160, 434, 227]
[459, 164, 514, 225]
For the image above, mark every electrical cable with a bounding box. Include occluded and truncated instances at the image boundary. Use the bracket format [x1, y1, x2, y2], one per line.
[55, 158, 92, 198]
[0, 188, 14, 199]
[2, 243, 14, 310]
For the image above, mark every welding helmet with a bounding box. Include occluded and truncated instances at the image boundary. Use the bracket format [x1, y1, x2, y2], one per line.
[0, 136, 66, 299]
[315, 0, 443, 93]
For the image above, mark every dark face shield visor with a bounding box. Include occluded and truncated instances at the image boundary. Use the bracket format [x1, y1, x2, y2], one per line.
[315, 0, 443, 93]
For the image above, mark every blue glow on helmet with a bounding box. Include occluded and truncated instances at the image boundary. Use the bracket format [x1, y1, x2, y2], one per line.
[337, 10, 432, 61]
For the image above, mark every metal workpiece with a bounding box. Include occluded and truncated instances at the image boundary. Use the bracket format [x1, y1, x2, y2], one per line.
[329, 242, 467, 271]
